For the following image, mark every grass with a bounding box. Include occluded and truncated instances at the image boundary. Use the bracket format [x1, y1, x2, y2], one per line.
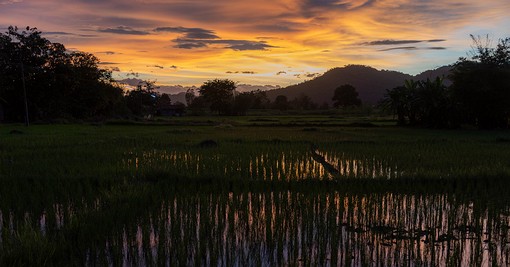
[1, 116, 510, 265]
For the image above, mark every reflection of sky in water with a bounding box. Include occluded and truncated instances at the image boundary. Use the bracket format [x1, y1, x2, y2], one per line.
[2, 192, 510, 266]
[122, 148, 401, 180]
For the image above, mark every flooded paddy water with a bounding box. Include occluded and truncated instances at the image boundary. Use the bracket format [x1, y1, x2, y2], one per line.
[1, 125, 510, 265]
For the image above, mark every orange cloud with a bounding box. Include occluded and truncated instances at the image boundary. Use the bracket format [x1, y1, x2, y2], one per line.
[1, 0, 509, 86]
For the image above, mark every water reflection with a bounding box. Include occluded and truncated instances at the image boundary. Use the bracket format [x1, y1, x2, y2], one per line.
[3, 191, 509, 266]
[122, 147, 400, 180]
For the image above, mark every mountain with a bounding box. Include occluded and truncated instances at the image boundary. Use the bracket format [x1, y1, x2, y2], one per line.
[266, 65, 452, 105]
[414, 65, 453, 85]
[118, 79, 280, 95]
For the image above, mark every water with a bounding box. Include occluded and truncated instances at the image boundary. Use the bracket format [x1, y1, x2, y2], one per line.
[3, 144, 510, 265]
[122, 147, 400, 181]
[2, 191, 509, 266]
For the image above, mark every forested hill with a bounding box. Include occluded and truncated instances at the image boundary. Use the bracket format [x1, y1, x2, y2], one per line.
[266, 65, 452, 105]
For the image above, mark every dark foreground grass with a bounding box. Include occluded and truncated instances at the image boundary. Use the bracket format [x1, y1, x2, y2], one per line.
[1, 119, 510, 265]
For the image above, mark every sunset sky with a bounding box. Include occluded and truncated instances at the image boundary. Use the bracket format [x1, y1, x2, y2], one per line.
[1, 0, 509, 87]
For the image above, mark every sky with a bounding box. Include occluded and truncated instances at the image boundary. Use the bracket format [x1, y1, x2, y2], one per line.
[1, 0, 510, 88]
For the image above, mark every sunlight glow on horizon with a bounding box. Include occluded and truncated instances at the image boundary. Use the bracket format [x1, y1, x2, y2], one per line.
[1, 0, 510, 87]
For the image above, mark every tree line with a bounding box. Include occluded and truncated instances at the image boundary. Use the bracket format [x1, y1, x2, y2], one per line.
[1, 27, 509, 129]
[380, 35, 510, 129]
[0, 26, 353, 122]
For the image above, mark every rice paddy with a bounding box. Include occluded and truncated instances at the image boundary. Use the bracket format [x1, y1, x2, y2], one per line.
[1, 119, 510, 265]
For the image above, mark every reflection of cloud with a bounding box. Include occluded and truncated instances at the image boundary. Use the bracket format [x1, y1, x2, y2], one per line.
[98, 26, 150, 35]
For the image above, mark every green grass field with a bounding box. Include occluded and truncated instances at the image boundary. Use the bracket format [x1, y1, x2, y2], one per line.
[2, 116, 510, 265]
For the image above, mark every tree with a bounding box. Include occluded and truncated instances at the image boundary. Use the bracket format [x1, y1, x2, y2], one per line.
[232, 92, 255, 115]
[198, 79, 236, 115]
[332, 84, 361, 108]
[0, 26, 126, 121]
[185, 88, 195, 106]
[290, 94, 315, 110]
[156, 93, 172, 112]
[380, 78, 452, 127]
[380, 86, 410, 126]
[273, 95, 289, 111]
[413, 77, 452, 127]
[125, 80, 159, 116]
[450, 35, 510, 129]
[250, 90, 270, 109]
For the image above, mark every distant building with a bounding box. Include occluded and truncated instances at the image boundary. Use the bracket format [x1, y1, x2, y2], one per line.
[157, 102, 186, 116]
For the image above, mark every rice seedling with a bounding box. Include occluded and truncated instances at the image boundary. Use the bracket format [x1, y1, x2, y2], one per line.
[1, 122, 510, 265]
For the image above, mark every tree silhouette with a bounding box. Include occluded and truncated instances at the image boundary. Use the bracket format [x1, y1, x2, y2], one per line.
[125, 80, 159, 116]
[0, 26, 125, 121]
[273, 95, 289, 111]
[450, 35, 510, 129]
[199, 79, 236, 115]
[332, 84, 361, 108]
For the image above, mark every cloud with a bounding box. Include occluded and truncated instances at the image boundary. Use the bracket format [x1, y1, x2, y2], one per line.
[294, 72, 321, 79]
[378, 46, 447, 52]
[428, 39, 447, 43]
[43, 31, 73, 35]
[0, 0, 22, 5]
[253, 23, 301, 33]
[42, 31, 97, 38]
[98, 62, 120, 65]
[304, 72, 320, 78]
[364, 40, 423, 46]
[173, 38, 275, 51]
[156, 25, 276, 51]
[226, 71, 257, 74]
[174, 41, 208, 49]
[378, 46, 418, 51]
[300, 0, 376, 17]
[110, 67, 121, 72]
[276, 71, 287, 75]
[169, 65, 178, 69]
[149, 65, 165, 69]
[97, 51, 117, 55]
[98, 26, 150, 35]
[364, 39, 447, 46]
[154, 26, 219, 39]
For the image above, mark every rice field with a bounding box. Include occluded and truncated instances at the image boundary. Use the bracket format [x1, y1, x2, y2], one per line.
[1, 120, 510, 265]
